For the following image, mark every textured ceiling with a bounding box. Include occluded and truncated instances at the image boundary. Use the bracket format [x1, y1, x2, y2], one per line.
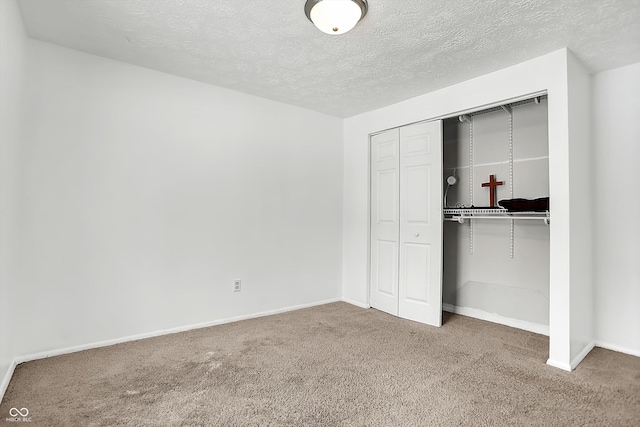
[17, 0, 640, 118]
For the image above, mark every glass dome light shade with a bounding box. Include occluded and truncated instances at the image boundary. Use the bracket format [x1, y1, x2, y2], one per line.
[305, 0, 368, 35]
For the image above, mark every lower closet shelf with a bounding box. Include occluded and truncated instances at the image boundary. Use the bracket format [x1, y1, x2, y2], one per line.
[443, 208, 550, 225]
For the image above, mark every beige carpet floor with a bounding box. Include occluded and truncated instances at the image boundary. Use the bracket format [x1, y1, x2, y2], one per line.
[1, 302, 639, 426]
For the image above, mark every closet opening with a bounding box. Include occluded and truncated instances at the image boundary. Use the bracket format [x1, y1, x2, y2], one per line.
[441, 95, 550, 335]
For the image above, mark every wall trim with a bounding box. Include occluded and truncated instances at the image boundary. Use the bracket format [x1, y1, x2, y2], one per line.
[570, 341, 596, 370]
[442, 303, 549, 336]
[0, 298, 341, 402]
[0, 360, 18, 403]
[594, 341, 640, 358]
[15, 298, 342, 365]
[342, 297, 370, 309]
[546, 358, 572, 371]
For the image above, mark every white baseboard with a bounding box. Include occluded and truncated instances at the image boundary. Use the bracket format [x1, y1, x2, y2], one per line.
[15, 297, 341, 365]
[547, 341, 638, 373]
[570, 341, 596, 370]
[547, 341, 640, 372]
[0, 360, 18, 403]
[594, 341, 640, 358]
[546, 358, 572, 371]
[442, 303, 549, 336]
[342, 297, 370, 309]
[1, 297, 341, 402]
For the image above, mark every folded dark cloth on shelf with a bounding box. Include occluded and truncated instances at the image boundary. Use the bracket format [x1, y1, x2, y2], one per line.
[498, 197, 549, 212]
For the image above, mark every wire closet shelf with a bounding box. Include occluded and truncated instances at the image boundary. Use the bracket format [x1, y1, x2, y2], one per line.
[443, 208, 550, 225]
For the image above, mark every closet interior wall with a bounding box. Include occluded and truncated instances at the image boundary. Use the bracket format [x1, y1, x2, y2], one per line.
[442, 99, 550, 334]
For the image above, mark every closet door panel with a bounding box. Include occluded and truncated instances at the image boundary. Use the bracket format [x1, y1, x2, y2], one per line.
[375, 240, 397, 296]
[370, 129, 400, 316]
[405, 165, 431, 223]
[399, 121, 443, 326]
[377, 169, 397, 222]
[404, 243, 430, 302]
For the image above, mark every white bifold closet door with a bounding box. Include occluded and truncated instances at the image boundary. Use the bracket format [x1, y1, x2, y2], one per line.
[370, 120, 443, 326]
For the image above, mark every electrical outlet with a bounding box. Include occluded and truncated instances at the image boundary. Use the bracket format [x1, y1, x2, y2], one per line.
[233, 279, 241, 292]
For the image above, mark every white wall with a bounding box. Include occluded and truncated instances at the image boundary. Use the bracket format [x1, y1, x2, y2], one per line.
[342, 49, 586, 370]
[592, 62, 640, 356]
[0, 0, 27, 393]
[12, 40, 343, 358]
[567, 52, 594, 363]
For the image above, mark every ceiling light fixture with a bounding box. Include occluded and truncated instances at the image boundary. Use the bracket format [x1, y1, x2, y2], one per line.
[304, 0, 368, 35]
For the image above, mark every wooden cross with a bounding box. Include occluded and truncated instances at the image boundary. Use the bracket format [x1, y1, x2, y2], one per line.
[481, 174, 504, 207]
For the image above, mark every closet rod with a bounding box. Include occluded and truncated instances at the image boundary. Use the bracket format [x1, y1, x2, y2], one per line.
[466, 94, 547, 118]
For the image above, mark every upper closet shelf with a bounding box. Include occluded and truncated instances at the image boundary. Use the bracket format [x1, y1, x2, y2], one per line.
[443, 208, 550, 225]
